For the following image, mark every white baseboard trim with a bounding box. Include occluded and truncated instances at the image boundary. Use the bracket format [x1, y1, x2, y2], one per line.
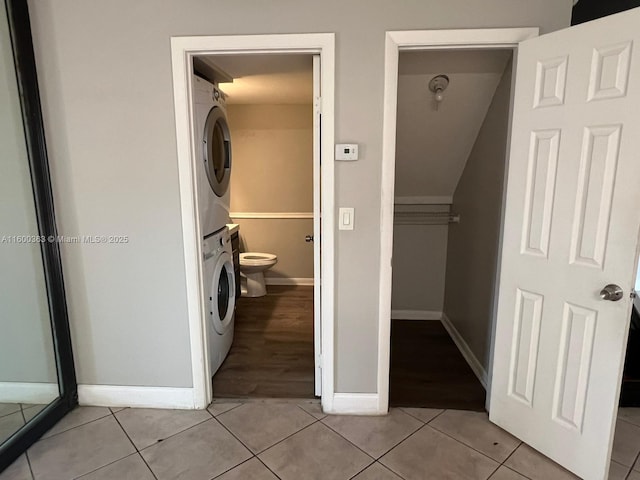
[265, 277, 314, 286]
[78, 385, 197, 410]
[326, 393, 383, 415]
[440, 314, 488, 388]
[391, 310, 442, 320]
[0, 382, 58, 404]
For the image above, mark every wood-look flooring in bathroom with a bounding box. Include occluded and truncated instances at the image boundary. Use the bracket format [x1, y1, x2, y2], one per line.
[390, 319, 486, 411]
[212, 285, 316, 399]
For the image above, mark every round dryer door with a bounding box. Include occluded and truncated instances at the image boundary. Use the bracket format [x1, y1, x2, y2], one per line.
[210, 251, 236, 335]
[203, 106, 231, 197]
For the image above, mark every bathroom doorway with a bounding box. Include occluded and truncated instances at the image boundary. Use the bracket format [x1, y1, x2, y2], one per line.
[387, 47, 514, 410]
[170, 34, 335, 410]
[195, 52, 321, 399]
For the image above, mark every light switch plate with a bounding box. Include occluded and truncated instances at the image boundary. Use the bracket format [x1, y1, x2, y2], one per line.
[335, 144, 358, 161]
[339, 207, 354, 230]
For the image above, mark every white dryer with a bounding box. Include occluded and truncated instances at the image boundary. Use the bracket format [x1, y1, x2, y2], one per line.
[203, 227, 236, 377]
[192, 75, 232, 237]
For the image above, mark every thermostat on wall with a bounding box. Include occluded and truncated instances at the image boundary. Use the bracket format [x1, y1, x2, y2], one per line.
[335, 144, 359, 161]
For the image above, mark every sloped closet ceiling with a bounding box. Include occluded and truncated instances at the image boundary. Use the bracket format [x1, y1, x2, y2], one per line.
[395, 49, 512, 199]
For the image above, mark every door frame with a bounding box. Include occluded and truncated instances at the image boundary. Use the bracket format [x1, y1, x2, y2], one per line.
[170, 33, 335, 410]
[377, 27, 539, 414]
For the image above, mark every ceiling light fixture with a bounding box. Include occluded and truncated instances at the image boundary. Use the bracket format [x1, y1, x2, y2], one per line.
[428, 74, 450, 110]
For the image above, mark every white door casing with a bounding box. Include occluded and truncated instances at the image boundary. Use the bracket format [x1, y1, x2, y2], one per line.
[490, 8, 640, 480]
[170, 34, 335, 410]
[313, 54, 322, 397]
[378, 27, 539, 415]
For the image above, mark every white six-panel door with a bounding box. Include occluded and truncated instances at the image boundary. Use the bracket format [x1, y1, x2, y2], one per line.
[490, 8, 640, 480]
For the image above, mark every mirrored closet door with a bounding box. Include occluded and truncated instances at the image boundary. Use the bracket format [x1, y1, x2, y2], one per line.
[0, 0, 77, 472]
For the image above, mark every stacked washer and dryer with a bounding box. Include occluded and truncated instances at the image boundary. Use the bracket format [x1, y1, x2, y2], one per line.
[192, 74, 236, 378]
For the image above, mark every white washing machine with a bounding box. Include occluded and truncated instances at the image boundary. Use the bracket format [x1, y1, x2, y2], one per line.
[203, 227, 236, 377]
[192, 75, 232, 237]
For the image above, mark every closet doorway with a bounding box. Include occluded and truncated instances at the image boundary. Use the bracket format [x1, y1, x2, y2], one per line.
[388, 48, 514, 410]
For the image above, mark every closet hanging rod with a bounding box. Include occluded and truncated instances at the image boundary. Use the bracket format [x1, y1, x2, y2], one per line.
[394, 202, 453, 206]
[394, 211, 460, 225]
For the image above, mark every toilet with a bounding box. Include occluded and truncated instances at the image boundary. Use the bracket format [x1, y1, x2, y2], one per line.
[239, 252, 278, 297]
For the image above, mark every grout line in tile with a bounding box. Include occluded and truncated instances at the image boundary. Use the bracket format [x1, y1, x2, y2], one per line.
[294, 403, 326, 419]
[627, 448, 640, 478]
[348, 461, 375, 479]
[259, 419, 327, 456]
[208, 402, 244, 417]
[507, 465, 533, 480]
[398, 407, 446, 424]
[424, 408, 448, 425]
[0, 407, 21, 420]
[138, 452, 159, 480]
[110, 412, 159, 480]
[489, 464, 533, 480]
[111, 412, 138, 452]
[217, 409, 322, 456]
[376, 461, 410, 480]
[617, 417, 640, 427]
[31, 411, 110, 444]
[19, 407, 28, 424]
[205, 414, 262, 455]
[255, 455, 284, 480]
[486, 462, 501, 479]
[499, 441, 523, 468]
[134, 415, 215, 453]
[24, 451, 35, 480]
[72, 452, 137, 479]
[375, 422, 434, 466]
[209, 456, 257, 479]
[377, 459, 410, 480]
[417, 423, 503, 467]
[427, 416, 520, 464]
[314, 418, 380, 462]
[320, 414, 423, 461]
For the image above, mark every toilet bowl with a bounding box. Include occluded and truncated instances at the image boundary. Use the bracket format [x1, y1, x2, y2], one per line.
[239, 252, 278, 297]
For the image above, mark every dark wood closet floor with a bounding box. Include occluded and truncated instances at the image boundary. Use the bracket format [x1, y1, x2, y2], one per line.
[390, 320, 486, 411]
[212, 285, 315, 398]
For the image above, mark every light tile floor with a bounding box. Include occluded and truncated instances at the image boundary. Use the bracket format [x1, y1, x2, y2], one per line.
[1, 401, 639, 480]
[0, 405, 47, 445]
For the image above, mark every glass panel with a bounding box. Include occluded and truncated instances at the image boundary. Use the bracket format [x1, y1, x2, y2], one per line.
[217, 267, 229, 320]
[211, 122, 226, 183]
[0, 4, 58, 446]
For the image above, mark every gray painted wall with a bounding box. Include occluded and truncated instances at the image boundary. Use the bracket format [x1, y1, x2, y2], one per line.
[232, 219, 315, 280]
[443, 58, 513, 370]
[0, 7, 57, 387]
[26, 0, 571, 392]
[228, 104, 314, 281]
[391, 222, 448, 313]
[228, 105, 313, 213]
[391, 50, 510, 314]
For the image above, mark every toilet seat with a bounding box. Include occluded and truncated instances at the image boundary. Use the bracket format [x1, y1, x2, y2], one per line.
[240, 252, 277, 266]
[239, 252, 278, 297]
